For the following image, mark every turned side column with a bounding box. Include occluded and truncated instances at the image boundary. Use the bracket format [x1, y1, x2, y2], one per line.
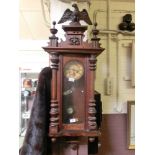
[49, 53, 59, 138]
[88, 54, 97, 130]
[87, 22, 101, 131]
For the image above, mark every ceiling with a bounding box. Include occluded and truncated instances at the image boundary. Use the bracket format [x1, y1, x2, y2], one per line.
[19, 0, 50, 40]
[19, 0, 134, 40]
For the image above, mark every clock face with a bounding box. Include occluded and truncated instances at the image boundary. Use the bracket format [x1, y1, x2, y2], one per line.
[64, 60, 84, 80]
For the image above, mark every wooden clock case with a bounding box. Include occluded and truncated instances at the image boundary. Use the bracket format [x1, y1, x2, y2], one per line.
[43, 4, 104, 154]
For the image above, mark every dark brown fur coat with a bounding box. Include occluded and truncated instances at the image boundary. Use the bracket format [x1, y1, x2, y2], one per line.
[20, 67, 52, 155]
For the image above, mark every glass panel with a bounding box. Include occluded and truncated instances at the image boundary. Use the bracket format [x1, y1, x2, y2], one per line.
[62, 60, 85, 125]
[19, 71, 39, 138]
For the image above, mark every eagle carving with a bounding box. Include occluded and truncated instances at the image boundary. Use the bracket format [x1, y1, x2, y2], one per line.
[58, 3, 92, 25]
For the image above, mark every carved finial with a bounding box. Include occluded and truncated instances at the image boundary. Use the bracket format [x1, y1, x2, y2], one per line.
[50, 21, 58, 37]
[53, 21, 56, 27]
[49, 21, 58, 47]
[92, 22, 99, 38]
[58, 3, 92, 25]
[94, 22, 97, 27]
[91, 22, 100, 48]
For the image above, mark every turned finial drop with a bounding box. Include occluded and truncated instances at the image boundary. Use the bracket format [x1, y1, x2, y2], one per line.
[53, 21, 56, 27]
[92, 22, 99, 38]
[50, 21, 58, 36]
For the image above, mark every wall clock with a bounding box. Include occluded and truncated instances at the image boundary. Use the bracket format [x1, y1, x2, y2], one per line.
[43, 3, 104, 155]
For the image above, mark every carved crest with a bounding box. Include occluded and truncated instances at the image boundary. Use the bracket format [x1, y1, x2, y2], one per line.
[69, 37, 80, 45]
[58, 3, 92, 25]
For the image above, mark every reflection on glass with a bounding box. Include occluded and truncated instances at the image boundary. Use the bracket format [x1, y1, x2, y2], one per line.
[62, 60, 85, 124]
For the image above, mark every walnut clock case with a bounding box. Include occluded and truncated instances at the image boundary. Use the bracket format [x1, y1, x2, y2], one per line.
[43, 4, 104, 155]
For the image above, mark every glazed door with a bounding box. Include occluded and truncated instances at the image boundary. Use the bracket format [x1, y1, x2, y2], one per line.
[62, 55, 87, 130]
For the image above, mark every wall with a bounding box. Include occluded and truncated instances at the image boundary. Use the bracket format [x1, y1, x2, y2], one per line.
[20, 0, 50, 39]
[18, 40, 49, 70]
[98, 114, 135, 155]
[89, 0, 135, 114]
